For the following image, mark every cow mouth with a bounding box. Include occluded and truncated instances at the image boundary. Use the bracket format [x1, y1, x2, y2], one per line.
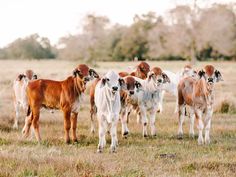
[112, 90, 117, 95]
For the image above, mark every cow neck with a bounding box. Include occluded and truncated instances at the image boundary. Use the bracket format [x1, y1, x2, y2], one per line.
[73, 78, 82, 97]
[197, 78, 214, 107]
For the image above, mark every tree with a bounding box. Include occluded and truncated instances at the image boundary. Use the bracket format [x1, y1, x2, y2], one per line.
[1, 34, 56, 59]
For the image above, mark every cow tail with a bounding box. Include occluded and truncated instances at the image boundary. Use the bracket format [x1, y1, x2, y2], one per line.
[27, 105, 31, 116]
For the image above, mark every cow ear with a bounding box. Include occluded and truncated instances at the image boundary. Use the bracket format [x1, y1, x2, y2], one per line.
[89, 69, 99, 79]
[215, 70, 223, 82]
[102, 77, 109, 86]
[162, 72, 170, 83]
[135, 81, 142, 88]
[17, 74, 25, 81]
[198, 70, 205, 78]
[147, 72, 154, 81]
[33, 74, 37, 80]
[119, 78, 125, 87]
[73, 69, 82, 78]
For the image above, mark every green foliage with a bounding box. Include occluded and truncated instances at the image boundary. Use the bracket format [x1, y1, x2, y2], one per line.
[0, 34, 56, 59]
[58, 5, 236, 62]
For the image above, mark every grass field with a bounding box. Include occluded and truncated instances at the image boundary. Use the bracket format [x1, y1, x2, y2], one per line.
[0, 60, 235, 177]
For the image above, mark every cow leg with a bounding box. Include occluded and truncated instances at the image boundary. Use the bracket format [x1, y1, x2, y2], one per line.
[90, 105, 96, 134]
[32, 108, 41, 143]
[13, 102, 20, 129]
[140, 106, 148, 137]
[204, 107, 213, 144]
[22, 112, 33, 138]
[97, 115, 106, 153]
[63, 110, 71, 144]
[110, 118, 118, 153]
[150, 108, 157, 136]
[157, 91, 164, 113]
[121, 108, 129, 137]
[189, 107, 195, 138]
[71, 112, 78, 143]
[177, 104, 185, 139]
[195, 109, 204, 145]
[174, 95, 178, 114]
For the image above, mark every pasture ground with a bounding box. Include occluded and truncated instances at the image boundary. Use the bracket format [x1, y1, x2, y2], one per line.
[0, 60, 235, 177]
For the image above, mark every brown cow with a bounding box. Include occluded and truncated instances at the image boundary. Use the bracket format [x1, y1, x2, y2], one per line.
[118, 61, 150, 79]
[177, 65, 223, 144]
[22, 64, 99, 143]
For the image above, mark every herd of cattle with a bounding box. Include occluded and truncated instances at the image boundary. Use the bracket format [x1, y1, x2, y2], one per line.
[12, 62, 223, 152]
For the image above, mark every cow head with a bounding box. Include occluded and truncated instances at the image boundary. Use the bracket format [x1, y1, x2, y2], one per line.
[136, 61, 150, 79]
[24, 70, 37, 80]
[147, 67, 170, 89]
[198, 65, 223, 88]
[73, 64, 99, 91]
[122, 76, 142, 97]
[101, 71, 124, 97]
[181, 65, 197, 79]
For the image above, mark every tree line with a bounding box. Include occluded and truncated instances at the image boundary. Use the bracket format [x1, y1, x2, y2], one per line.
[0, 4, 235, 62]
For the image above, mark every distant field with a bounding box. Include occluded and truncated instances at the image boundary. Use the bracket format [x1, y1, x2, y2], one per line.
[0, 60, 235, 177]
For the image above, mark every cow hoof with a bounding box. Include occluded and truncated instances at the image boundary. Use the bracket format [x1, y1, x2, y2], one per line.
[13, 124, 18, 130]
[152, 134, 157, 137]
[72, 139, 78, 143]
[198, 138, 204, 145]
[65, 139, 71, 144]
[110, 147, 117, 153]
[189, 133, 195, 139]
[97, 147, 103, 153]
[123, 131, 129, 136]
[143, 134, 148, 138]
[205, 139, 210, 145]
[177, 134, 183, 140]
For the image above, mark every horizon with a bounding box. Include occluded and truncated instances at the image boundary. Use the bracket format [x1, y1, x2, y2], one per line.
[0, 0, 235, 48]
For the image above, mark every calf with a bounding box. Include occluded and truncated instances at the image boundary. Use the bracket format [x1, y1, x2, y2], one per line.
[13, 69, 37, 129]
[22, 64, 98, 143]
[119, 76, 142, 136]
[95, 71, 124, 153]
[122, 67, 170, 137]
[130, 61, 150, 79]
[158, 65, 197, 113]
[177, 65, 223, 144]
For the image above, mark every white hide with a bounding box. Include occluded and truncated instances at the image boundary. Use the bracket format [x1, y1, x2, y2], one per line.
[94, 71, 121, 152]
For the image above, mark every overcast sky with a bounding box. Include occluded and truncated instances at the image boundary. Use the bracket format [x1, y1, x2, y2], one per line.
[0, 0, 234, 47]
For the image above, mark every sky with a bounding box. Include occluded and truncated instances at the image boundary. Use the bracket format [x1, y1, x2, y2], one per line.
[0, 0, 235, 47]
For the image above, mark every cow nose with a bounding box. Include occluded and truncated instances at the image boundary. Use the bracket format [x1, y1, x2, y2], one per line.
[129, 90, 134, 95]
[112, 86, 118, 91]
[84, 77, 90, 82]
[208, 78, 213, 83]
[157, 79, 162, 83]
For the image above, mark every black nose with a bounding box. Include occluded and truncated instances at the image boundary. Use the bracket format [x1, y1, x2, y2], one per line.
[84, 77, 89, 82]
[208, 78, 213, 82]
[157, 79, 162, 83]
[112, 86, 118, 91]
[129, 90, 134, 95]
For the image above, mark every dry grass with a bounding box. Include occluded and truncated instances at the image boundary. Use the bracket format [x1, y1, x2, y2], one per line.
[0, 60, 235, 177]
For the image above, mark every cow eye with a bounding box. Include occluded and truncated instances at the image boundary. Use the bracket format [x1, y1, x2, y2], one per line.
[106, 78, 110, 82]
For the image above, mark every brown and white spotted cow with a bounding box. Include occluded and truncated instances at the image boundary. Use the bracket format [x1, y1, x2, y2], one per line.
[22, 64, 98, 143]
[13, 69, 37, 129]
[119, 75, 142, 136]
[177, 65, 223, 144]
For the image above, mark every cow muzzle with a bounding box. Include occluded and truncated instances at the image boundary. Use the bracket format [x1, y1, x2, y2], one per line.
[112, 86, 118, 94]
[129, 90, 134, 95]
[207, 78, 214, 84]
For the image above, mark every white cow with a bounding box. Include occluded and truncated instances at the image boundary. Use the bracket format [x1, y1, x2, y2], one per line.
[158, 65, 197, 113]
[95, 71, 124, 153]
[121, 67, 170, 137]
[13, 70, 37, 129]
